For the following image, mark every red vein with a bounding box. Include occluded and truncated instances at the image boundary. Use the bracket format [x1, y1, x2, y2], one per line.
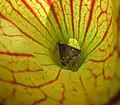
[79, 76, 87, 93]
[59, 0, 68, 35]
[0, 64, 42, 73]
[50, 4, 65, 40]
[89, 48, 115, 63]
[0, 34, 23, 37]
[60, 84, 65, 104]
[31, 90, 48, 105]
[78, 0, 83, 39]
[82, 0, 96, 45]
[0, 51, 34, 58]
[70, 0, 74, 38]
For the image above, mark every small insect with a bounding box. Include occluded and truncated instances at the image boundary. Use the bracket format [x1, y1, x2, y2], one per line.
[58, 43, 81, 70]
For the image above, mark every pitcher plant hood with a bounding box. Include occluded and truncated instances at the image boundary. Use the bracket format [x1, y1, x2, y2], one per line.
[0, 0, 120, 105]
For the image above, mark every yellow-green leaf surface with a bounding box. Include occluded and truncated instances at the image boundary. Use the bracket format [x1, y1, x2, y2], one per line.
[0, 0, 120, 105]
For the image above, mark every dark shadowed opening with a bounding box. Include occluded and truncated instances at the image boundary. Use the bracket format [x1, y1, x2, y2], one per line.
[52, 42, 84, 72]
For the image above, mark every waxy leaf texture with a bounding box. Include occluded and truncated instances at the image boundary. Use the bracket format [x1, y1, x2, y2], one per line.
[0, 0, 120, 105]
